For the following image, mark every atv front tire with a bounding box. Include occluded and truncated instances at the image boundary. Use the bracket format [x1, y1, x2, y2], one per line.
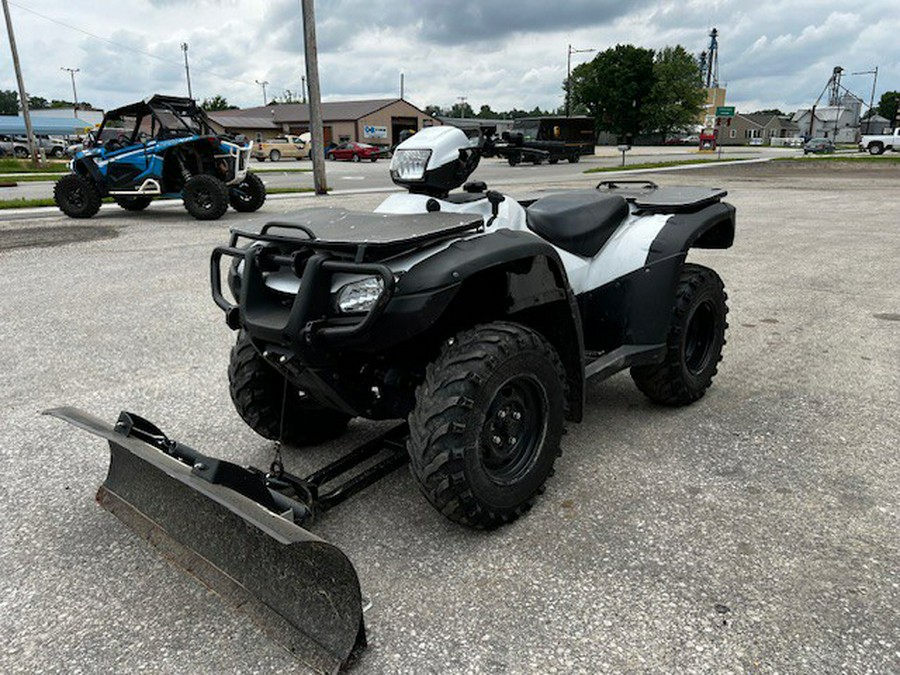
[630, 264, 728, 406]
[54, 174, 102, 219]
[229, 331, 351, 445]
[183, 174, 229, 220]
[408, 322, 566, 529]
[229, 172, 266, 212]
[114, 195, 152, 211]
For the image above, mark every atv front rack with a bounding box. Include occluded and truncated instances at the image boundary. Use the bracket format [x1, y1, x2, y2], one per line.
[45, 407, 411, 673]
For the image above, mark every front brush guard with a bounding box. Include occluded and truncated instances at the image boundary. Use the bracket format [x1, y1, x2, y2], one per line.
[44, 407, 407, 673]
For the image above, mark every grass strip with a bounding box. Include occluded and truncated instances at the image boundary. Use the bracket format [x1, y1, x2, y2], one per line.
[0, 187, 318, 210]
[0, 158, 70, 173]
[584, 158, 747, 173]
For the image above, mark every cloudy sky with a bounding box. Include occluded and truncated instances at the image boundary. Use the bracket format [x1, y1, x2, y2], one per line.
[1, 0, 898, 115]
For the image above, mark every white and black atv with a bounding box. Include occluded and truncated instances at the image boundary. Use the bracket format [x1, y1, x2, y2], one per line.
[47, 125, 734, 671]
[214, 124, 734, 525]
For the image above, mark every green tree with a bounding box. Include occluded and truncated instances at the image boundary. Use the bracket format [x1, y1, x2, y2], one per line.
[50, 99, 93, 110]
[645, 46, 706, 139]
[448, 101, 475, 119]
[751, 108, 786, 116]
[570, 44, 655, 140]
[476, 104, 496, 119]
[877, 91, 900, 125]
[424, 104, 444, 117]
[202, 94, 235, 111]
[28, 95, 50, 109]
[0, 89, 18, 115]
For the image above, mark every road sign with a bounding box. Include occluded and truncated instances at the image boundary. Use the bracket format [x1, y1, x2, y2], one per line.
[716, 106, 735, 117]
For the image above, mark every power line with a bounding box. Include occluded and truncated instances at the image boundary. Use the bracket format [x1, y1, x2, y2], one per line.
[7, 1, 287, 95]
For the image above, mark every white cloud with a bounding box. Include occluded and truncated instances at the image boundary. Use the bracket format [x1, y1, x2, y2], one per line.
[0, 0, 897, 115]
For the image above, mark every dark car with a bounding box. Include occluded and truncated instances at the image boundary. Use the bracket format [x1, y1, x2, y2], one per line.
[326, 141, 382, 162]
[803, 137, 835, 155]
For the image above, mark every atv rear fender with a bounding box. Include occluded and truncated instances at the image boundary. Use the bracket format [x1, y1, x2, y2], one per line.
[579, 201, 736, 353]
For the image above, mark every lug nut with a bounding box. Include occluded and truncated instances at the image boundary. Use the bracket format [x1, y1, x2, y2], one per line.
[511, 411, 522, 421]
[498, 410, 507, 419]
[193, 462, 207, 471]
[492, 435, 502, 446]
[508, 437, 517, 445]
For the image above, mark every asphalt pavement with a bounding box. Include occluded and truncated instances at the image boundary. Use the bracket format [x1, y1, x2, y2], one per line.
[0, 144, 794, 201]
[1, 158, 898, 673]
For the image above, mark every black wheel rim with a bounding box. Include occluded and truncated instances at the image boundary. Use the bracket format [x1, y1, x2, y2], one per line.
[480, 375, 548, 485]
[67, 185, 85, 209]
[684, 300, 716, 375]
[195, 188, 212, 210]
[232, 181, 251, 203]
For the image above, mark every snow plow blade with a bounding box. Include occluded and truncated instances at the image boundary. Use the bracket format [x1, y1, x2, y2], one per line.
[44, 407, 365, 674]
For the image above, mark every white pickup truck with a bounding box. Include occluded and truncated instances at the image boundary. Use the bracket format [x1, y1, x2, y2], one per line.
[859, 128, 900, 155]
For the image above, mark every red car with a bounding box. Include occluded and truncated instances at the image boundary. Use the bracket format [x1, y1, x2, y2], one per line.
[326, 141, 382, 162]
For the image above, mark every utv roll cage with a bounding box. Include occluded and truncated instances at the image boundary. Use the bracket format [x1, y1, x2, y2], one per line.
[95, 95, 215, 147]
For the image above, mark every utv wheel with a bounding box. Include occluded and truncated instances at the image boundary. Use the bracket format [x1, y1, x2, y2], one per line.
[54, 173, 102, 219]
[630, 264, 728, 406]
[408, 322, 567, 529]
[229, 172, 267, 212]
[229, 331, 351, 445]
[114, 195, 152, 211]
[182, 174, 229, 220]
[269, 149, 281, 161]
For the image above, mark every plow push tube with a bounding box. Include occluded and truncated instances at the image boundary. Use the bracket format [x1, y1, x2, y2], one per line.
[44, 407, 366, 674]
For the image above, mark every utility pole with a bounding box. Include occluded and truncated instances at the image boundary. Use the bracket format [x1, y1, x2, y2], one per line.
[60, 67, 79, 117]
[2, 0, 40, 166]
[566, 44, 596, 117]
[256, 79, 269, 106]
[181, 43, 193, 100]
[400, 72, 404, 100]
[852, 67, 878, 132]
[301, 0, 327, 194]
[301, 75, 307, 103]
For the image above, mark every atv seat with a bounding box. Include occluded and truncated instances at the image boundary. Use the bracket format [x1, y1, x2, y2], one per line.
[526, 191, 629, 258]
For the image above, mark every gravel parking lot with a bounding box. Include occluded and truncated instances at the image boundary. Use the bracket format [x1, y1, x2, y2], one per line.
[1, 159, 898, 673]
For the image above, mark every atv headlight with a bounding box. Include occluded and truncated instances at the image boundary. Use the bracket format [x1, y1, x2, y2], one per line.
[336, 276, 384, 314]
[390, 149, 431, 182]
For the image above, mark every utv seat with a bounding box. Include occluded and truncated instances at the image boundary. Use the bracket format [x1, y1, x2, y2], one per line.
[526, 191, 629, 258]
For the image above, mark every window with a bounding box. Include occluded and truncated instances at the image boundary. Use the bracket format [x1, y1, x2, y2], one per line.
[729, 129, 736, 138]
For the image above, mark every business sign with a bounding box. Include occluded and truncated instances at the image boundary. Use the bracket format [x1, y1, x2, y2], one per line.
[716, 106, 735, 117]
[363, 125, 388, 139]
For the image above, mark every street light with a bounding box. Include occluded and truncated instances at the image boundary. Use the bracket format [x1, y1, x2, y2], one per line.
[60, 67, 79, 117]
[256, 79, 269, 106]
[566, 44, 596, 117]
[181, 43, 192, 100]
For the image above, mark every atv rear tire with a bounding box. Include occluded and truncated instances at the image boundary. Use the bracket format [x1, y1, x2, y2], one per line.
[114, 195, 152, 211]
[630, 264, 728, 406]
[229, 331, 351, 445]
[408, 322, 566, 529]
[182, 174, 229, 220]
[229, 172, 266, 212]
[54, 173, 102, 219]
